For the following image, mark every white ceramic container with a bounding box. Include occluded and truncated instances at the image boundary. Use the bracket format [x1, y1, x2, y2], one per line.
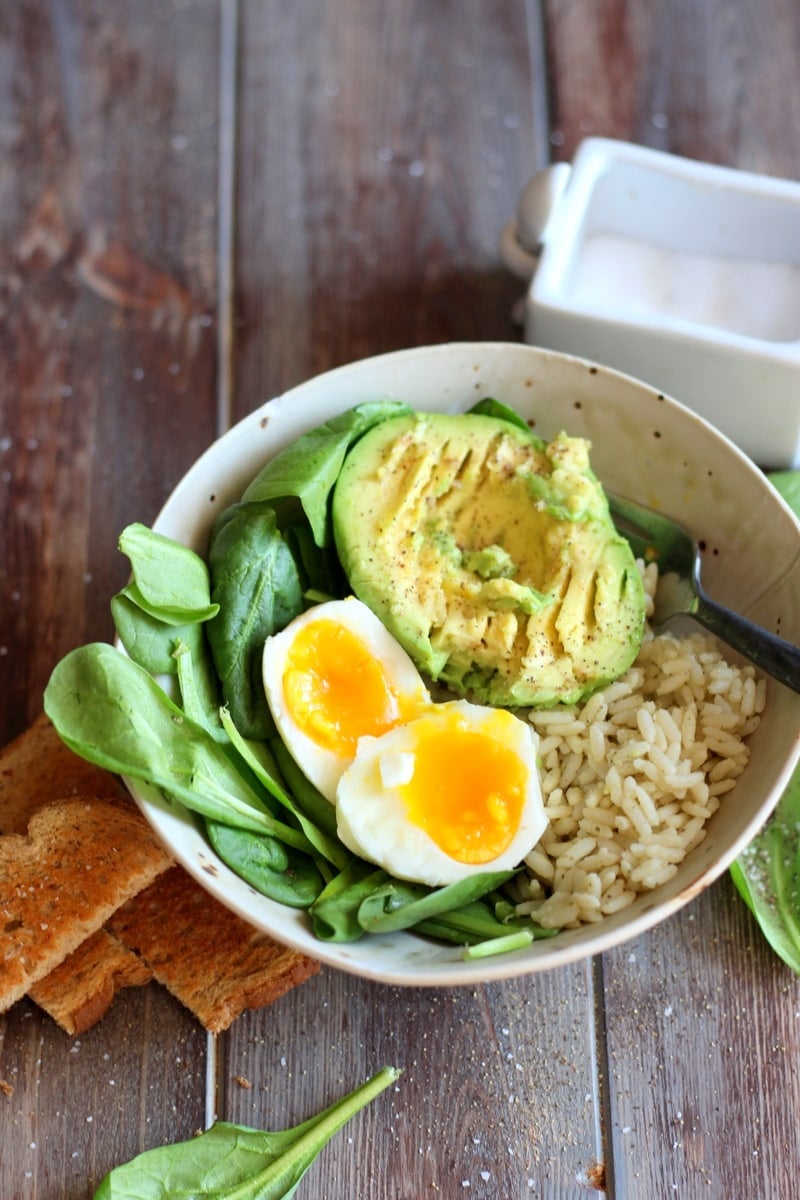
[500, 139, 800, 469]
[130, 342, 800, 986]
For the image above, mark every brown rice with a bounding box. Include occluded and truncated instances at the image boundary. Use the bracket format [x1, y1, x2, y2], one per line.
[511, 561, 767, 929]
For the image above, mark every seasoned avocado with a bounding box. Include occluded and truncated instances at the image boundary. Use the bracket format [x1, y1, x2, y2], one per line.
[331, 410, 645, 708]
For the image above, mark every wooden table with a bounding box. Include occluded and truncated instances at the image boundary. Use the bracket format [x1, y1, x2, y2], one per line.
[2, 3, 800, 1196]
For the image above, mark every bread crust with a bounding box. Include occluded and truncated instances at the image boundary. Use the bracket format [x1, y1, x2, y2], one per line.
[0, 797, 173, 1012]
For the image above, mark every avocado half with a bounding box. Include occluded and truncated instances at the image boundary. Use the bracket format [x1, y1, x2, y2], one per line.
[331, 410, 646, 708]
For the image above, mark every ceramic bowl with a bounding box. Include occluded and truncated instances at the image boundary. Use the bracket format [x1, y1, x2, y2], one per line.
[131, 341, 800, 985]
[500, 138, 800, 469]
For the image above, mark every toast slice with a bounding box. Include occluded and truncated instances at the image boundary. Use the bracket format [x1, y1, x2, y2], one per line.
[28, 928, 153, 1035]
[0, 797, 172, 1013]
[0, 712, 128, 835]
[109, 867, 320, 1033]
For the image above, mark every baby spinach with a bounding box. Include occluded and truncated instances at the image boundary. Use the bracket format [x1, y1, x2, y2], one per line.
[729, 766, 800, 973]
[356, 870, 516, 934]
[118, 522, 219, 624]
[206, 819, 324, 908]
[43, 643, 312, 849]
[111, 592, 191, 676]
[310, 861, 390, 942]
[92, 1065, 401, 1199]
[307, 863, 539, 949]
[730, 469, 800, 974]
[219, 707, 349, 870]
[241, 399, 411, 547]
[469, 395, 533, 432]
[172, 636, 225, 740]
[207, 503, 304, 740]
[269, 737, 340, 839]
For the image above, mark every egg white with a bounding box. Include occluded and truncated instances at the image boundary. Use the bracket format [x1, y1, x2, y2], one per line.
[262, 596, 431, 802]
[335, 700, 547, 886]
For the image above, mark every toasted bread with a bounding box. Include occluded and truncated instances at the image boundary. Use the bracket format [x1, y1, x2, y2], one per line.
[0, 712, 128, 835]
[29, 929, 153, 1035]
[109, 867, 320, 1033]
[0, 797, 172, 1013]
[1, 715, 318, 1033]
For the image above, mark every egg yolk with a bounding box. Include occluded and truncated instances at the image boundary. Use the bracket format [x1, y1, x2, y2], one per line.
[282, 619, 415, 756]
[398, 710, 527, 864]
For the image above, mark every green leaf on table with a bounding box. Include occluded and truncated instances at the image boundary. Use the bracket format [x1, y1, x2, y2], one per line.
[731, 468, 800, 972]
[730, 766, 800, 973]
[92, 1065, 401, 1199]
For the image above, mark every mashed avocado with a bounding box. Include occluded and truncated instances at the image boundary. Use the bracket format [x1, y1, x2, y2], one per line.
[331, 410, 645, 707]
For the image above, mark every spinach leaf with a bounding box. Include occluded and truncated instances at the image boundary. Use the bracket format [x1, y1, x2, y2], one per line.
[356, 870, 515, 934]
[43, 643, 312, 849]
[730, 468, 800, 974]
[219, 707, 349, 870]
[309, 861, 389, 942]
[92, 1065, 401, 1199]
[729, 770, 800, 973]
[207, 503, 304, 740]
[206, 819, 324, 908]
[468, 395, 536, 434]
[111, 592, 189, 676]
[172, 636, 225, 741]
[118, 522, 219, 624]
[269, 736, 339, 839]
[242, 400, 411, 547]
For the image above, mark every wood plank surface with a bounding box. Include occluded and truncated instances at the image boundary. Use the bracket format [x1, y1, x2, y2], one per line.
[0, 1, 219, 1192]
[1, 1, 799, 1197]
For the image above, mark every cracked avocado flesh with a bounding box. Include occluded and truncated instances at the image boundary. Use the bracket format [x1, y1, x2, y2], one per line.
[331, 411, 646, 708]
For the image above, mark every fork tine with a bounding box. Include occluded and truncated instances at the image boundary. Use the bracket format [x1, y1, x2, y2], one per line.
[607, 493, 694, 574]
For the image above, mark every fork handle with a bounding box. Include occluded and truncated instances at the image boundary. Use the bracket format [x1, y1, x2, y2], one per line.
[695, 593, 800, 694]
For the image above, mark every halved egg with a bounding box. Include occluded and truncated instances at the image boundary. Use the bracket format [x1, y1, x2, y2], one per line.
[262, 596, 431, 801]
[335, 700, 547, 886]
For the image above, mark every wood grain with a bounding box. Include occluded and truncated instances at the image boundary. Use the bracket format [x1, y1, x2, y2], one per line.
[231, 0, 546, 419]
[544, 0, 800, 177]
[0, 1, 220, 1193]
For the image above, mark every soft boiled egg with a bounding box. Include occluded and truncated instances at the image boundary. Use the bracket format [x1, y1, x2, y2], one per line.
[335, 700, 547, 887]
[262, 596, 431, 802]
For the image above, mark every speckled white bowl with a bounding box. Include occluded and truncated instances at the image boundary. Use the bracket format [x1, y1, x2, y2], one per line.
[129, 342, 800, 985]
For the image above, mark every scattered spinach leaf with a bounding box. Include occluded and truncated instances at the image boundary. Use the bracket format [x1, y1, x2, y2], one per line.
[92, 1065, 401, 1200]
[730, 468, 800, 973]
[729, 769, 800, 974]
